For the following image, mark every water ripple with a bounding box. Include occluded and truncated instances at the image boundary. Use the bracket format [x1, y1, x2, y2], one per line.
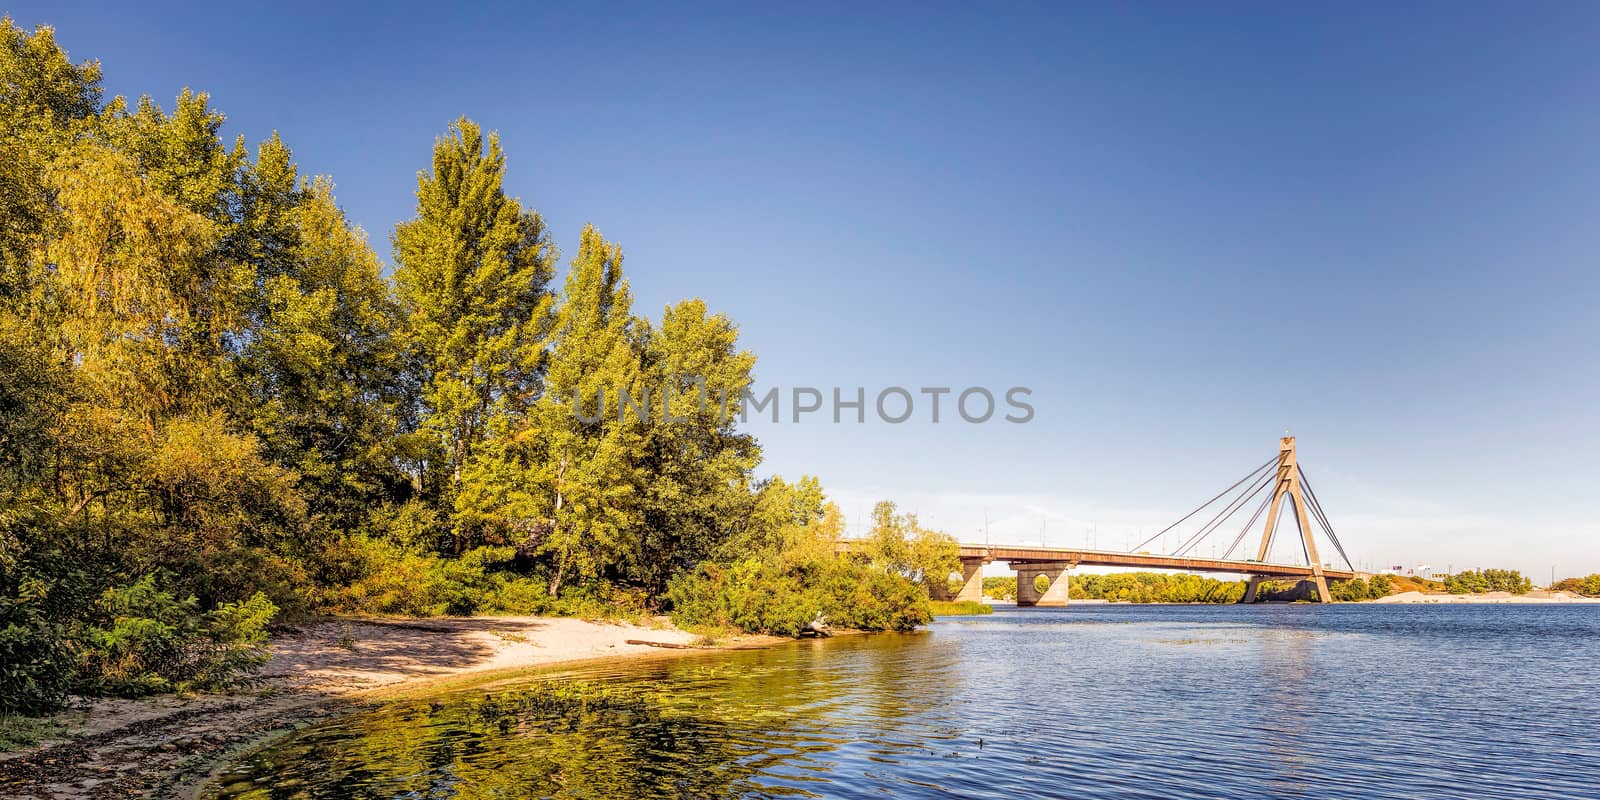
[204, 605, 1600, 799]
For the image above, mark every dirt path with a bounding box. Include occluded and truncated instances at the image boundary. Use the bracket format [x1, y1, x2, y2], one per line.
[0, 616, 773, 799]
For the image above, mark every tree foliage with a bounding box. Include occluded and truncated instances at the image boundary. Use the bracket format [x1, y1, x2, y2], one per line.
[859, 501, 960, 595]
[1444, 569, 1531, 595]
[1552, 574, 1600, 596]
[1328, 575, 1393, 601]
[0, 17, 933, 714]
[667, 483, 931, 636]
[1069, 572, 1247, 603]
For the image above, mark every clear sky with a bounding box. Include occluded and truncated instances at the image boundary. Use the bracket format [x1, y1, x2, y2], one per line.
[12, 1, 1600, 579]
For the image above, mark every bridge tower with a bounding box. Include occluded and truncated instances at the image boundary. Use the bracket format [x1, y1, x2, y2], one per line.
[1240, 436, 1330, 603]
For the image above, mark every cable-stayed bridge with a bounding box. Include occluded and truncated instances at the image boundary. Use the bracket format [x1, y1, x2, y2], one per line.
[851, 437, 1361, 605]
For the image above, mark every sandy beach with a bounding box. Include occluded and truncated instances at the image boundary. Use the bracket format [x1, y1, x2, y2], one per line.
[0, 616, 778, 799]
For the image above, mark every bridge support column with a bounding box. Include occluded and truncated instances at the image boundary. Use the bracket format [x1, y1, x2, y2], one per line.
[1241, 576, 1263, 603]
[1015, 561, 1073, 607]
[1239, 437, 1335, 604]
[952, 557, 987, 603]
[1240, 575, 1332, 603]
[1015, 568, 1040, 606]
[1038, 563, 1073, 606]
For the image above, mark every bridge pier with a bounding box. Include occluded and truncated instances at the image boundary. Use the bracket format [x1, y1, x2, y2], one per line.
[1015, 561, 1074, 607]
[1241, 576, 1263, 603]
[1241, 574, 1332, 603]
[940, 557, 988, 603]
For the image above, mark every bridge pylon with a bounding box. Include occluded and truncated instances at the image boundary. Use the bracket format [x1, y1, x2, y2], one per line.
[1239, 436, 1330, 603]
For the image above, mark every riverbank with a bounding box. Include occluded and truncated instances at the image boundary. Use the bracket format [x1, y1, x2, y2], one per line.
[0, 616, 781, 799]
[1372, 589, 1600, 604]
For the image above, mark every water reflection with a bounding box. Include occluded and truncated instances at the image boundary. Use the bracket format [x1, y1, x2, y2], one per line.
[205, 605, 1600, 799]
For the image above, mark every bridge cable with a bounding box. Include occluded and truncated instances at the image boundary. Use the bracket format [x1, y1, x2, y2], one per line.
[1296, 466, 1346, 567]
[1130, 456, 1276, 553]
[1261, 492, 1291, 559]
[1298, 466, 1354, 571]
[1169, 469, 1273, 556]
[1298, 474, 1339, 562]
[1172, 469, 1277, 557]
[1301, 471, 1346, 566]
[1293, 496, 1312, 565]
[1221, 489, 1276, 560]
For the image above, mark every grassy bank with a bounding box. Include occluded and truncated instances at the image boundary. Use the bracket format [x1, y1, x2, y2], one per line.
[929, 600, 993, 616]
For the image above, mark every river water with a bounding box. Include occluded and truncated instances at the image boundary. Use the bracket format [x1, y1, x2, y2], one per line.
[203, 604, 1600, 799]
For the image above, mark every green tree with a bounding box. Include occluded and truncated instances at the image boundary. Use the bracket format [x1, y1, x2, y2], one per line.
[393, 118, 557, 546]
[630, 299, 760, 600]
[235, 136, 410, 537]
[1445, 569, 1530, 595]
[860, 501, 959, 595]
[458, 225, 641, 596]
[668, 481, 929, 636]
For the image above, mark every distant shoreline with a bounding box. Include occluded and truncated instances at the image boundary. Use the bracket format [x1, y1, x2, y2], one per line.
[1370, 590, 1600, 604]
[977, 591, 1600, 606]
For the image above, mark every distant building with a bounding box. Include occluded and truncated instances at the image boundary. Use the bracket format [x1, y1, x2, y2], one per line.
[1377, 564, 1436, 579]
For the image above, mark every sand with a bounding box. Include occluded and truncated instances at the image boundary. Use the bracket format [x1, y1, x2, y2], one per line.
[0, 616, 777, 799]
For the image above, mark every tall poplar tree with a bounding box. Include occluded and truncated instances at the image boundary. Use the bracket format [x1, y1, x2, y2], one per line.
[393, 119, 556, 547]
[459, 225, 642, 596]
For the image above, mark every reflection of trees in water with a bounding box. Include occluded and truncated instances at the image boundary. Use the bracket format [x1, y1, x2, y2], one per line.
[207, 637, 961, 799]
[208, 669, 853, 799]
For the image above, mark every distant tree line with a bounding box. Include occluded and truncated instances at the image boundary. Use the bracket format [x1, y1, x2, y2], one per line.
[1552, 575, 1600, 596]
[982, 576, 1016, 601]
[1327, 575, 1393, 601]
[1068, 572, 1248, 603]
[973, 573, 1397, 603]
[1444, 569, 1531, 595]
[0, 19, 946, 715]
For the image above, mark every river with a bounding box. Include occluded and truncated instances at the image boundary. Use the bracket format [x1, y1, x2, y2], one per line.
[202, 604, 1600, 799]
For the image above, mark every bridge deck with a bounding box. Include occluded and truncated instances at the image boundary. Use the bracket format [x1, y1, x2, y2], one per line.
[954, 544, 1356, 580]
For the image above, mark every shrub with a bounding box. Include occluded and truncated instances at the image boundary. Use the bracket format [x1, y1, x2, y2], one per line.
[668, 557, 930, 636]
[74, 575, 277, 697]
[326, 536, 644, 619]
[0, 504, 96, 715]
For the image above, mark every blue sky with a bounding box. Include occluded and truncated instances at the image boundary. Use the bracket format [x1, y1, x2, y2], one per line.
[12, 2, 1600, 578]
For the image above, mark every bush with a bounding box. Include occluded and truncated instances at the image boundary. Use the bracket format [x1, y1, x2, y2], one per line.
[668, 557, 931, 636]
[74, 576, 277, 697]
[326, 536, 645, 619]
[0, 506, 95, 716]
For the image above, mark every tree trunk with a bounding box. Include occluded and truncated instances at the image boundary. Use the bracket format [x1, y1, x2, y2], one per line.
[549, 554, 566, 598]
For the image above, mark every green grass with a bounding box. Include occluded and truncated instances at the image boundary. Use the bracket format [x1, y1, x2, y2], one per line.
[929, 600, 993, 616]
[0, 715, 63, 752]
